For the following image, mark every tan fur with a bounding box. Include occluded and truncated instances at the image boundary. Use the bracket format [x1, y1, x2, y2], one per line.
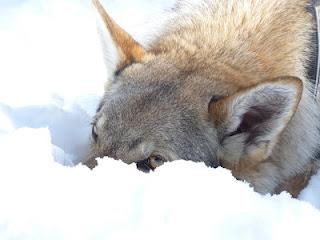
[153, 0, 319, 195]
[89, 0, 320, 196]
[275, 163, 318, 198]
[93, 0, 148, 70]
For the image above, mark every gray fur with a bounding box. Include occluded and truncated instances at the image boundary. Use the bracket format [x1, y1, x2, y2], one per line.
[88, 63, 220, 168]
[86, 0, 320, 196]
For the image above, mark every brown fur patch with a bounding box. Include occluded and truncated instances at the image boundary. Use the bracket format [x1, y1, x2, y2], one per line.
[275, 163, 317, 198]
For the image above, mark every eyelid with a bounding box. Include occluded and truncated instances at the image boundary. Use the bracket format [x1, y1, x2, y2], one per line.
[152, 155, 164, 163]
[91, 123, 98, 142]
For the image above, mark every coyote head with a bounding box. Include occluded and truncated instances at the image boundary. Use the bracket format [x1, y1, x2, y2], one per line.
[86, 0, 303, 173]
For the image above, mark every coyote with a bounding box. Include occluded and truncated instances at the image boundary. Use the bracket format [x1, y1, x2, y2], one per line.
[86, 0, 320, 197]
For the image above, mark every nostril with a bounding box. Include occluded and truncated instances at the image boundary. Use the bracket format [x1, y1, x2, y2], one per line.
[136, 160, 152, 173]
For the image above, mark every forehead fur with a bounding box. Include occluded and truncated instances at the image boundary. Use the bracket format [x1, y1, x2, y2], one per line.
[111, 57, 241, 108]
[93, 69, 219, 164]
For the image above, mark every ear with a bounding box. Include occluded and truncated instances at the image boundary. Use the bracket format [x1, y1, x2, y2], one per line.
[209, 76, 303, 166]
[93, 0, 150, 78]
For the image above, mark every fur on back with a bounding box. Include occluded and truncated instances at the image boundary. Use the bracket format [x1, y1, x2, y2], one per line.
[152, 0, 313, 82]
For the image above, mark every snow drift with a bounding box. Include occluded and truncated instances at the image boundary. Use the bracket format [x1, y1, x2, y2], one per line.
[0, 1, 319, 239]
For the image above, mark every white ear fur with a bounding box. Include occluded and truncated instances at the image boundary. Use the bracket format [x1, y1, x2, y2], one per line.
[210, 76, 303, 162]
[226, 78, 302, 141]
[92, 0, 148, 80]
[96, 15, 120, 80]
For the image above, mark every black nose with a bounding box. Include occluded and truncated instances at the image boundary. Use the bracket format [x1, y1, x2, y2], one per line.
[136, 160, 154, 173]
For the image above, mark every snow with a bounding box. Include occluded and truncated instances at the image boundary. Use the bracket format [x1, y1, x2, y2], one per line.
[0, 1, 319, 239]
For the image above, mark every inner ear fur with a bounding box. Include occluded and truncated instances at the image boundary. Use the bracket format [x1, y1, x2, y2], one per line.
[209, 76, 303, 162]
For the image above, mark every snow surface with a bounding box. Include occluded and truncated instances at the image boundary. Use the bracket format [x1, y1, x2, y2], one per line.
[0, 1, 319, 239]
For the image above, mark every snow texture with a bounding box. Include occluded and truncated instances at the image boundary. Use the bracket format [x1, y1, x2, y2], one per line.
[0, 1, 319, 239]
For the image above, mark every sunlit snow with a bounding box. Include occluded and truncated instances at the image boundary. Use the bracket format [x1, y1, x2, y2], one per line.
[0, 1, 319, 239]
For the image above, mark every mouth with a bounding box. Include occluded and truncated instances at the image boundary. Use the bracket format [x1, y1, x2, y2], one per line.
[136, 159, 156, 173]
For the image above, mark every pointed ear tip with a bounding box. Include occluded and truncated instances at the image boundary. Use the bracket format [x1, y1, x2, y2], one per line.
[268, 77, 303, 106]
[275, 76, 303, 89]
[282, 77, 303, 97]
[266, 76, 303, 95]
[92, 0, 105, 12]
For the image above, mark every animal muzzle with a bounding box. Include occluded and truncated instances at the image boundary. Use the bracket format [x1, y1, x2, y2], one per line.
[136, 159, 156, 173]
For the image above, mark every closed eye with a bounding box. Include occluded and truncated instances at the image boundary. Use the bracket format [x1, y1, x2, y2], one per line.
[91, 123, 98, 142]
[150, 155, 165, 166]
